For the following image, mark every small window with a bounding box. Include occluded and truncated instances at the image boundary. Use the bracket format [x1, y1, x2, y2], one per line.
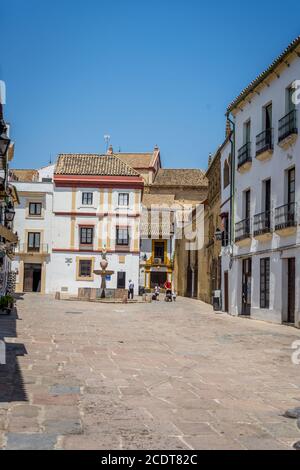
[82, 192, 93, 205]
[29, 202, 42, 216]
[118, 193, 129, 206]
[243, 120, 251, 144]
[79, 259, 92, 278]
[28, 232, 40, 251]
[116, 227, 129, 246]
[260, 257, 270, 308]
[154, 242, 165, 262]
[80, 227, 94, 245]
[223, 160, 230, 189]
[221, 214, 229, 247]
[117, 272, 126, 289]
[287, 85, 296, 113]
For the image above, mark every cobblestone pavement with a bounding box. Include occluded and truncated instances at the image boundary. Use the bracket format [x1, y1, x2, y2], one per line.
[1, 293, 300, 450]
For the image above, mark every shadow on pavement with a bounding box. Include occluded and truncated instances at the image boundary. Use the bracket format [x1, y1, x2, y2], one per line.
[0, 304, 28, 402]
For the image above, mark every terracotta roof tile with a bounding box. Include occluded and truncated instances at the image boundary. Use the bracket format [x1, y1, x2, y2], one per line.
[54, 154, 139, 177]
[116, 153, 153, 169]
[153, 169, 208, 187]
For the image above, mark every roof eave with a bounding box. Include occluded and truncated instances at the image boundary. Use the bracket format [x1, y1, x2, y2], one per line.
[227, 35, 300, 114]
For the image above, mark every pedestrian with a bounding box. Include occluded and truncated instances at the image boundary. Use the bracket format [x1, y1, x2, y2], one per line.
[154, 284, 160, 300]
[128, 279, 134, 300]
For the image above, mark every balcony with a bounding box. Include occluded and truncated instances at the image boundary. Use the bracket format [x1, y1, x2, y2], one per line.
[278, 109, 298, 148]
[253, 211, 272, 239]
[237, 142, 252, 172]
[16, 243, 49, 255]
[256, 129, 273, 161]
[235, 218, 251, 245]
[274, 203, 297, 235]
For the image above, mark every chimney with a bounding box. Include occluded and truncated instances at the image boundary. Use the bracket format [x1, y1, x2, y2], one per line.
[107, 144, 113, 155]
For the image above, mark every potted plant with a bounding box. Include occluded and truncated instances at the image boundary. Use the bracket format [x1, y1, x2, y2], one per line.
[0, 295, 14, 315]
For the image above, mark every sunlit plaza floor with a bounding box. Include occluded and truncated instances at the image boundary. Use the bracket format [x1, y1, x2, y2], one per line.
[1, 293, 300, 450]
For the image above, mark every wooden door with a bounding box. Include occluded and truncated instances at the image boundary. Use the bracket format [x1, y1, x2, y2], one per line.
[288, 258, 295, 323]
[242, 258, 252, 316]
[224, 271, 229, 312]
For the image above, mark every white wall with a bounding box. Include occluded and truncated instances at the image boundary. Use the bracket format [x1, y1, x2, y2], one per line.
[231, 54, 300, 325]
[47, 252, 140, 295]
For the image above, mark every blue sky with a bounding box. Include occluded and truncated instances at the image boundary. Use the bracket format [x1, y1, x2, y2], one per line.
[2, 0, 300, 170]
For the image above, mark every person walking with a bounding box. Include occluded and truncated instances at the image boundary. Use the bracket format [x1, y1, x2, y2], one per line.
[128, 279, 134, 300]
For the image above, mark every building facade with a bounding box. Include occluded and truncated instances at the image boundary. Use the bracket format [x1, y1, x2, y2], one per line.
[219, 135, 232, 313]
[12, 155, 144, 296]
[0, 103, 19, 300]
[11, 165, 54, 294]
[225, 35, 300, 326]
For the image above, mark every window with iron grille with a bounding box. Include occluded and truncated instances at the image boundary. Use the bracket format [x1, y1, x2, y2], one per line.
[82, 192, 93, 205]
[80, 227, 94, 245]
[116, 227, 129, 245]
[29, 202, 42, 216]
[260, 257, 270, 309]
[79, 259, 92, 277]
[118, 193, 129, 206]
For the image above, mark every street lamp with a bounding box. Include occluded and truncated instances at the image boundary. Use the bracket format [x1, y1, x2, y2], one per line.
[4, 205, 15, 222]
[0, 127, 10, 157]
[214, 228, 223, 241]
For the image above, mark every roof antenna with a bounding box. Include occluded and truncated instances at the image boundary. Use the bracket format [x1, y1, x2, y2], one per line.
[49, 153, 52, 165]
[104, 135, 110, 153]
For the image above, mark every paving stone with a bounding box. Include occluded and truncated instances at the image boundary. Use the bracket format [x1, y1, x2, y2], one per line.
[5, 433, 58, 450]
[43, 405, 80, 420]
[7, 417, 40, 433]
[11, 404, 40, 418]
[49, 384, 81, 396]
[42, 418, 83, 435]
[238, 436, 291, 450]
[62, 434, 121, 450]
[1, 293, 300, 450]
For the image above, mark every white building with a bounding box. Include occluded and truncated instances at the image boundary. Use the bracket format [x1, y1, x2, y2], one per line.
[224, 35, 300, 327]
[11, 155, 143, 296]
[219, 133, 232, 314]
[11, 165, 54, 293]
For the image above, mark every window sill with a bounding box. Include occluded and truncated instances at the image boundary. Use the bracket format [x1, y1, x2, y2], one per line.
[76, 276, 94, 282]
[79, 245, 94, 251]
[116, 245, 130, 252]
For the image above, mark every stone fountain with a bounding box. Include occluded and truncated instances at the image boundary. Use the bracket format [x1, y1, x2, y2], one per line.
[93, 249, 114, 299]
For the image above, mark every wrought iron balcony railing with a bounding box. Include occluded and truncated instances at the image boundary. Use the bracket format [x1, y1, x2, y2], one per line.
[274, 202, 297, 230]
[253, 211, 271, 236]
[278, 109, 297, 143]
[256, 129, 273, 156]
[16, 243, 49, 254]
[237, 142, 252, 168]
[235, 218, 251, 242]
